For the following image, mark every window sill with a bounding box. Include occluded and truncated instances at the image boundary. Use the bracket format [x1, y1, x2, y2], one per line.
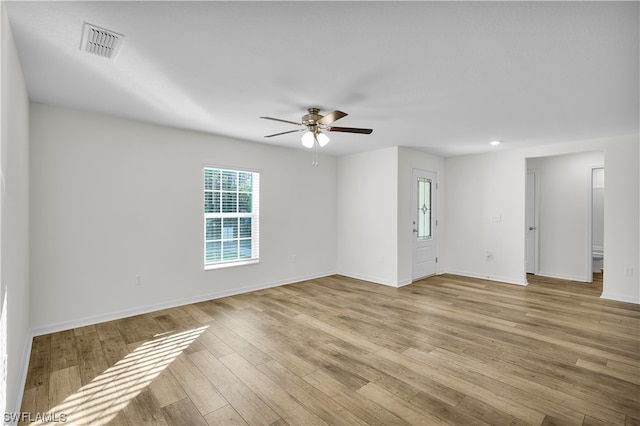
[204, 259, 259, 270]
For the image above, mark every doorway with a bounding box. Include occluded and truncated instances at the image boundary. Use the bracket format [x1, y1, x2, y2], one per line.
[412, 169, 437, 280]
[525, 152, 604, 284]
[526, 170, 537, 275]
[591, 167, 605, 276]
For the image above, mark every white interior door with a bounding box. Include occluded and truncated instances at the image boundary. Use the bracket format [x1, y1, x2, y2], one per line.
[526, 171, 537, 274]
[412, 169, 437, 280]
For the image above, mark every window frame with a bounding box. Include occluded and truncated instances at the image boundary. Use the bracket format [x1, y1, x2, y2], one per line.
[203, 165, 260, 270]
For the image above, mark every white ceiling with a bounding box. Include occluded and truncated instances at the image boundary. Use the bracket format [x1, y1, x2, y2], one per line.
[5, 1, 639, 157]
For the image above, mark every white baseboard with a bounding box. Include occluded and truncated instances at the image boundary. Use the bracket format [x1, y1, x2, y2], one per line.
[600, 292, 640, 305]
[10, 332, 34, 423]
[536, 270, 590, 283]
[336, 272, 407, 288]
[397, 279, 413, 287]
[444, 269, 528, 286]
[30, 271, 334, 337]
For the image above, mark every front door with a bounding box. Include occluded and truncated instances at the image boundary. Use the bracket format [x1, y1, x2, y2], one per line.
[412, 169, 437, 280]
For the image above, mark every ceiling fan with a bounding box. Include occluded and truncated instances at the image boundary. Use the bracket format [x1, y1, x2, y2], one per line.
[260, 107, 373, 149]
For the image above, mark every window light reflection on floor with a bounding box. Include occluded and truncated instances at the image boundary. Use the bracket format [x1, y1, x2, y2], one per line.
[33, 325, 209, 425]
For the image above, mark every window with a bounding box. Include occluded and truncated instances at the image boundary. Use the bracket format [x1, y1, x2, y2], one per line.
[417, 177, 432, 240]
[204, 167, 259, 268]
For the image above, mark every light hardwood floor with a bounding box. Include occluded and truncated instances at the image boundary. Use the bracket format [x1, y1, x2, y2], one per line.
[20, 273, 640, 425]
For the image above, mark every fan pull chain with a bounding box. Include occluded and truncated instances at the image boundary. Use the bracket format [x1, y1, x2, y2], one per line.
[312, 140, 319, 166]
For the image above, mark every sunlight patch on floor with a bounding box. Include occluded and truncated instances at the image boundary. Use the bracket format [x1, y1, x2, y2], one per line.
[34, 325, 208, 425]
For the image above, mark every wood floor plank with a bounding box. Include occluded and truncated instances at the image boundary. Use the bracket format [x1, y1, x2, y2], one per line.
[203, 404, 250, 426]
[19, 385, 47, 416]
[189, 349, 280, 426]
[147, 369, 187, 408]
[19, 273, 640, 425]
[293, 313, 382, 353]
[398, 347, 547, 425]
[74, 331, 109, 386]
[302, 368, 410, 426]
[48, 365, 82, 409]
[357, 382, 450, 425]
[162, 398, 207, 426]
[232, 325, 319, 376]
[206, 321, 272, 366]
[23, 334, 50, 390]
[409, 390, 493, 426]
[120, 387, 170, 425]
[427, 348, 592, 425]
[195, 329, 236, 358]
[219, 352, 327, 426]
[49, 330, 78, 372]
[456, 395, 531, 426]
[166, 353, 228, 416]
[258, 359, 369, 426]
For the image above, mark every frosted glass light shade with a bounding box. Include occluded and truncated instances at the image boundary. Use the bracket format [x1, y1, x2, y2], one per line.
[317, 132, 330, 147]
[301, 131, 314, 148]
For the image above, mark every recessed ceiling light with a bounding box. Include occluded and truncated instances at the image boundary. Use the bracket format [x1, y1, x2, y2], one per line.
[490, 140, 501, 146]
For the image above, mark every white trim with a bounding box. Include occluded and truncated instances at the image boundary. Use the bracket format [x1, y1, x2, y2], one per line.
[202, 163, 262, 174]
[588, 164, 605, 283]
[397, 279, 413, 287]
[411, 273, 436, 284]
[601, 292, 640, 305]
[444, 269, 528, 286]
[337, 272, 408, 288]
[11, 332, 34, 424]
[204, 259, 259, 270]
[525, 169, 539, 275]
[536, 270, 590, 283]
[30, 271, 333, 337]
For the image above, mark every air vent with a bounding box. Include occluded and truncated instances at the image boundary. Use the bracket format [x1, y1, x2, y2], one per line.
[80, 23, 124, 59]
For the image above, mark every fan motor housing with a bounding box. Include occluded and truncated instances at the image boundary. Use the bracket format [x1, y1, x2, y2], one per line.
[302, 107, 322, 125]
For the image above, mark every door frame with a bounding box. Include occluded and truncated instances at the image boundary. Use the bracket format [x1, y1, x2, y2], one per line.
[411, 168, 438, 281]
[526, 169, 539, 276]
[588, 165, 605, 282]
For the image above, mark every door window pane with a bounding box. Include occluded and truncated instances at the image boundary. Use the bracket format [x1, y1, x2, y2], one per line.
[417, 177, 432, 240]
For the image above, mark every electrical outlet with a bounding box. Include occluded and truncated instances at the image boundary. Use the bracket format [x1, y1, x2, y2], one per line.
[136, 274, 143, 285]
[623, 267, 633, 277]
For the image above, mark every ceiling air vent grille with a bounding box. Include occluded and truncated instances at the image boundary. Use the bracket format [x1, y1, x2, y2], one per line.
[80, 23, 124, 59]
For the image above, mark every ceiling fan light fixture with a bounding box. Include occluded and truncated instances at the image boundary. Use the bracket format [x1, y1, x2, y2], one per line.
[317, 132, 330, 147]
[301, 131, 314, 148]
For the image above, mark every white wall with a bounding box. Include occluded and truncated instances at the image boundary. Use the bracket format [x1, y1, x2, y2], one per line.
[592, 168, 605, 249]
[444, 150, 527, 285]
[599, 136, 640, 303]
[444, 135, 639, 302]
[397, 147, 446, 284]
[336, 147, 399, 286]
[527, 151, 604, 281]
[0, 2, 30, 415]
[29, 103, 337, 332]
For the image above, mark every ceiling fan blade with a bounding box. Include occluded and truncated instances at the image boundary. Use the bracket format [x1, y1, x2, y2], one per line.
[264, 129, 304, 138]
[317, 110, 347, 125]
[260, 116, 302, 126]
[328, 126, 373, 134]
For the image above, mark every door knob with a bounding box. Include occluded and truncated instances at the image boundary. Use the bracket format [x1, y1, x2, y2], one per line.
[528, 226, 536, 231]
